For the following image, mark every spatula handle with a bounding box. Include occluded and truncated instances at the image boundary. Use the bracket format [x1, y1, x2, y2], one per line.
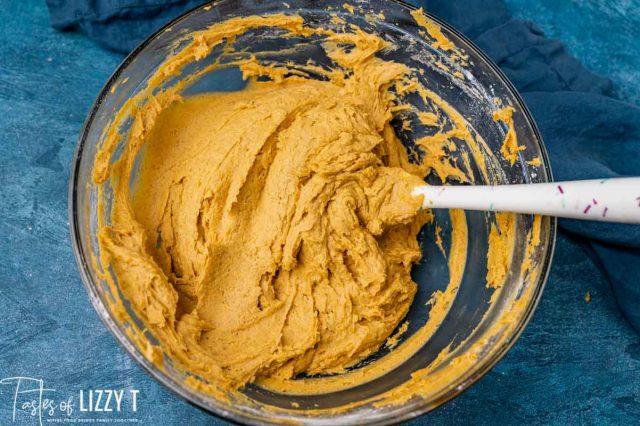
[412, 177, 640, 223]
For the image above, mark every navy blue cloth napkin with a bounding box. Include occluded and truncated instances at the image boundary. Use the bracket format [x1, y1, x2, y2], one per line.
[46, 0, 640, 332]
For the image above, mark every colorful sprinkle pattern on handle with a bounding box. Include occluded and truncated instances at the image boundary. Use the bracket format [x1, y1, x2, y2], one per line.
[413, 177, 640, 224]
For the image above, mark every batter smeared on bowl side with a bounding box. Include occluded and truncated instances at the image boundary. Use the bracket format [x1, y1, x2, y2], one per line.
[92, 10, 535, 407]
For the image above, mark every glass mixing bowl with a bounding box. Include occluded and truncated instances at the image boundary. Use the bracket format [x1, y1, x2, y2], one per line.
[69, 0, 556, 424]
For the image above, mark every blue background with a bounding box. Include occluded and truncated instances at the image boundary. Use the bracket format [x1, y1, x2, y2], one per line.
[0, 0, 639, 424]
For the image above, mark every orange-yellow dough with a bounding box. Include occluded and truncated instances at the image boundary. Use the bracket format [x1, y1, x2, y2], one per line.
[95, 14, 440, 390]
[92, 11, 535, 405]
[129, 79, 429, 385]
[493, 106, 525, 165]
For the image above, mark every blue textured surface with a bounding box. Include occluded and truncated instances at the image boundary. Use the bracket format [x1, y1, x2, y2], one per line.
[505, 0, 640, 106]
[0, 1, 639, 425]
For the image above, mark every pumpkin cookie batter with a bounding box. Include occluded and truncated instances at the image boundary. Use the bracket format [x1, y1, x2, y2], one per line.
[92, 10, 535, 403]
[131, 79, 430, 385]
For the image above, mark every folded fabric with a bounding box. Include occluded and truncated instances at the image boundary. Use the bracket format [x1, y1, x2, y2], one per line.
[45, 0, 640, 332]
[46, 0, 205, 52]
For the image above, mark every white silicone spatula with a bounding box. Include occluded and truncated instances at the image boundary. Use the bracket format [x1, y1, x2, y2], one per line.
[412, 177, 640, 223]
